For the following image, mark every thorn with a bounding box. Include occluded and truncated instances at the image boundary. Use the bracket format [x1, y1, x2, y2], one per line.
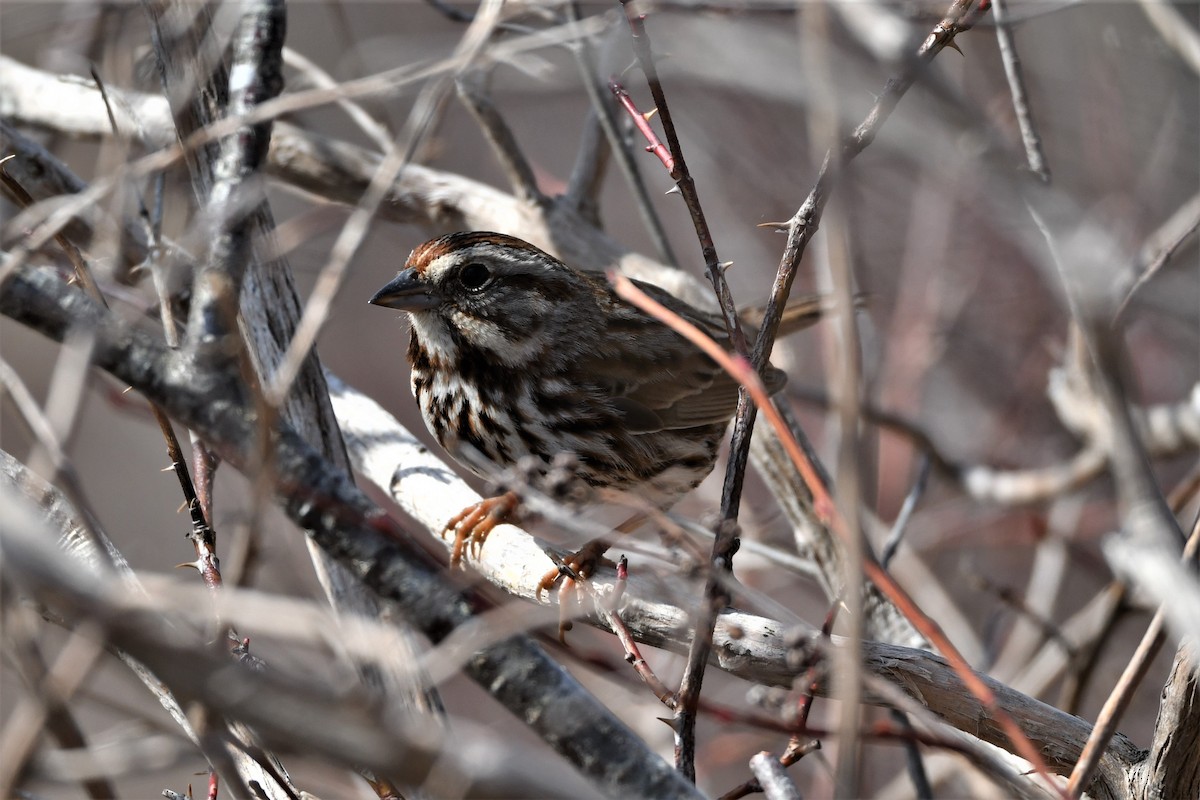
[945, 39, 964, 56]
[657, 715, 683, 732]
[66, 275, 79, 286]
[665, 186, 681, 196]
[756, 220, 790, 230]
[719, 260, 734, 274]
[175, 560, 201, 572]
[161, 464, 175, 473]
[122, 385, 135, 394]
[177, 500, 188, 514]
[642, 108, 659, 122]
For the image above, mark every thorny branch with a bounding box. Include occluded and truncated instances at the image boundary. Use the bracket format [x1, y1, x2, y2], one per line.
[1, 1, 1197, 796]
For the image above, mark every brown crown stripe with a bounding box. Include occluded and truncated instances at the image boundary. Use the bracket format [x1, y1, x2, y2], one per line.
[406, 231, 543, 274]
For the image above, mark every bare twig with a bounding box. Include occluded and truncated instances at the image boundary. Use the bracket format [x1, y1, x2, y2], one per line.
[181, 0, 286, 364]
[1066, 517, 1200, 797]
[596, 557, 679, 708]
[3, 167, 214, 585]
[612, 271, 1067, 796]
[880, 456, 932, 569]
[614, 2, 757, 778]
[1137, 0, 1200, 75]
[564, 3, 677, 266]
[0, 265, 705, 800]
[0, 621, 106, 800]
[991, 0, 1050, 182]
[456, 70, 542, 203]
[1114, 191, 1200, 321]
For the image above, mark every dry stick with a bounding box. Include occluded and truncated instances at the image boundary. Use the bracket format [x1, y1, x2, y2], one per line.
[801, 5, 867, 788]
[565, 1, 678, 267]
[616, 1, 747, 352]
[615, 0, 990, 781]
[93, 66, 224, 587]
[972, 572, 1076, 659]
[0, 16, 614, 284]
[456, 71, 541, 204]
[1065, 517, 1200, 797]
[718, 606, 839, 800]
[611, 272, 1066, 797]
[0, 162, 219, 586]
[991, 0, 1050, 183]
[890, 708, 935, 800]
[880, 456, 932, 569]
[1058, 583, 1129, 715]
[265, 0, 504, 410]
[748, 751, 802, 800]
[789, 382, 1196, 507]
[1114, 191, 1200, 322]
[183, 0, 286, 363]
[1137, 0, 1200, 75]
[0, 622, 106, 800]
[596, 556, 679, 708]
[614, 1, 755, 778]
[718, 741, 822, 800]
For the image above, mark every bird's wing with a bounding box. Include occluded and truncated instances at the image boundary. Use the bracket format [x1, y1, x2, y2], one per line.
[577, 275, 785, 432]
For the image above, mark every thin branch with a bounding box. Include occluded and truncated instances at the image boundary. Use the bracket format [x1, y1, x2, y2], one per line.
[597, 557, 679, 709]
[455, 70, 542, 203]
[880, 456, 932, 569]
[991, 0, 1050, 182]
[1066, 517, 1200, 797]
[0, 265, 705, 800]
[1114, 191, 1200, 321]
[614, 2, 756, 777]
[0, 620, 106, 800]
[1137, 0, 1200, 75]
[616, 3, 746, 351]
[564, 3, 677, 266]
[611, 271, 1068, 797]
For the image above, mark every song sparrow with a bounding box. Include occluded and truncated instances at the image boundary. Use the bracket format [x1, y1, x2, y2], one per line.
[369, 231, 830, 580]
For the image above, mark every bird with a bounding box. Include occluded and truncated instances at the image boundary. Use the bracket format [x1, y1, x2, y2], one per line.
[369, 231, 835, 588]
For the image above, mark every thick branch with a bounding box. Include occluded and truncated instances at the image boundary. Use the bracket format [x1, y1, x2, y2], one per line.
[0, 265, 702, 800]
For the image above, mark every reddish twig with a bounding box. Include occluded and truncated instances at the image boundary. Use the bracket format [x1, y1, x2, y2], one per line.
[609, 80, 674, 173]
[795, 603, 840, 729]
[615, 2, 759, 779]
[616, 1, 746, 357]
[612, 271, 1066, 797]
[597, 556, 679, 708]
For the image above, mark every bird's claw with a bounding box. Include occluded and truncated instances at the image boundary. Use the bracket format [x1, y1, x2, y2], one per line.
[442, 491, 519, 566]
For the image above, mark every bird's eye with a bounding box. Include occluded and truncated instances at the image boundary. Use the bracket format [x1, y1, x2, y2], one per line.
[459, 263, 491, 291]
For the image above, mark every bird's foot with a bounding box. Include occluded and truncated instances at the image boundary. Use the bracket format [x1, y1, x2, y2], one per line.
[536, 538, 616, 599]
[443, 491, 519, 566]
[536, 538, 619, 642]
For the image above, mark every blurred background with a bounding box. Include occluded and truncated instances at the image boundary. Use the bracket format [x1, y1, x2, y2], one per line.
[2, 0, 1197, 797]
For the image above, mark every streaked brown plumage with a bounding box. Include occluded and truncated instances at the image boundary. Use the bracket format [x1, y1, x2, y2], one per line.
[369, 231, 828, 568]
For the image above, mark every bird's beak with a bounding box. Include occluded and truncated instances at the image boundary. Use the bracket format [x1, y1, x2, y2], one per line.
[368, 269, 440, 311]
